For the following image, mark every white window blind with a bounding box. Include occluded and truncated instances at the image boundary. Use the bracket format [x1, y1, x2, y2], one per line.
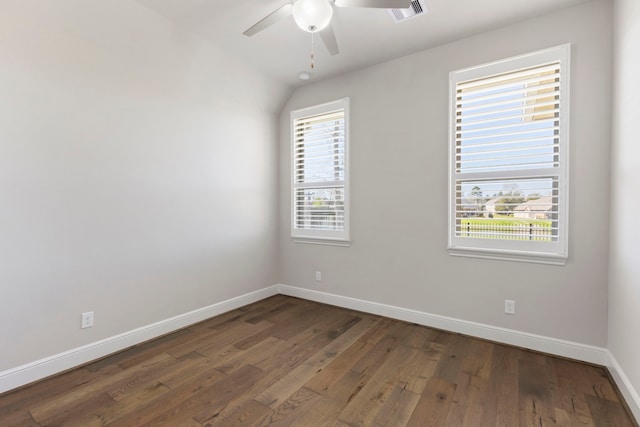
[291, 99, 349, 242]
[448, 45, 570, 264]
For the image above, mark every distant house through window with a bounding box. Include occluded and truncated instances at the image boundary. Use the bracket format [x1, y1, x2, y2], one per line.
[448, 45, 570, 264]
[291, 98, 349, 243]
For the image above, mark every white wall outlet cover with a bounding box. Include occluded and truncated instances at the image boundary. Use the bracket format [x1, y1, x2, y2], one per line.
[504, 300, 516, 315]
[81, 312, 94, 328]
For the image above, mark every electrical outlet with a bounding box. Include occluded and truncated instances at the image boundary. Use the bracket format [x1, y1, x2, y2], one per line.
[504, 300, 516, 315]
[315, 271, 322, 282]
[81, 311, 94, 328]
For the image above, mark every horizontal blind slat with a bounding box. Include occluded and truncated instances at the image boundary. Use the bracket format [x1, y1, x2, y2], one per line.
[457, 82, 560, 108]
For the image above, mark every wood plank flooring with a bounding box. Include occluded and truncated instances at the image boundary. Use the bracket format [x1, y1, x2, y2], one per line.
[0, 295, 637, 426]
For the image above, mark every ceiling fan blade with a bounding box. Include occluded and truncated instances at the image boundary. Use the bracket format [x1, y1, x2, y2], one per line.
[320, 25, 340, 56]
[335, 0, 411, 8]
[243, 3, 293, 37]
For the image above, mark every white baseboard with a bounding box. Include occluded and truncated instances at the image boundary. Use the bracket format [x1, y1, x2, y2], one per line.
[0, 285, 279, 395]
[607, 351, 640, 423]
[276, 284, 608, 365]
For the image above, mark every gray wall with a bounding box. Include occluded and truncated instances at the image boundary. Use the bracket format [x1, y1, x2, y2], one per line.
[0, 0, 288, 371]
[279, 0, 613, 347]
[609, 0, 640, 407]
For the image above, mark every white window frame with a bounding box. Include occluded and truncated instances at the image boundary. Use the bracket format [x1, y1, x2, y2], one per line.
[448, 45, 570, 265]
[291, 98, 350, 244]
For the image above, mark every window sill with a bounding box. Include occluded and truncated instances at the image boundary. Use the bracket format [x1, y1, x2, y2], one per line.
[448, 246, 567, 266]
[292, 237, 351, 247]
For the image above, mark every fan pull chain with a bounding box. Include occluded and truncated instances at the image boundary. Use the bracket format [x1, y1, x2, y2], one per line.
[310, 28, 316, 70]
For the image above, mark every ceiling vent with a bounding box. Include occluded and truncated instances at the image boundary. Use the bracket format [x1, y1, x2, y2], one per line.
[389, 0, 427, 23]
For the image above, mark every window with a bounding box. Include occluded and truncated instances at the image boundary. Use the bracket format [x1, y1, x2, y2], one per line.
[448, 45, 570, 265]
[291, 98, 349, 243]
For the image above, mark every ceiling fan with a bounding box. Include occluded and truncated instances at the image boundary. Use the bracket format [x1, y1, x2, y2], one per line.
[243, 0, 412, 56]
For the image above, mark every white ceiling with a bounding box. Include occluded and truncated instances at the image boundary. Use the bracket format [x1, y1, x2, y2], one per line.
[136, 0, 591, 87]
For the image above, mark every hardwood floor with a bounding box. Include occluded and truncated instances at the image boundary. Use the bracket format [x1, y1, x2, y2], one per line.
[0, 295, 636, 426]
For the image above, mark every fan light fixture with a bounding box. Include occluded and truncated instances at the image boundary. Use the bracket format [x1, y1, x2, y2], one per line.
[292, 0, 333, 32]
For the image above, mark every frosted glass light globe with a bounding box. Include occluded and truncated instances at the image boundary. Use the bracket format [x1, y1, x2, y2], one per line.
[292, 0, 333, 32]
